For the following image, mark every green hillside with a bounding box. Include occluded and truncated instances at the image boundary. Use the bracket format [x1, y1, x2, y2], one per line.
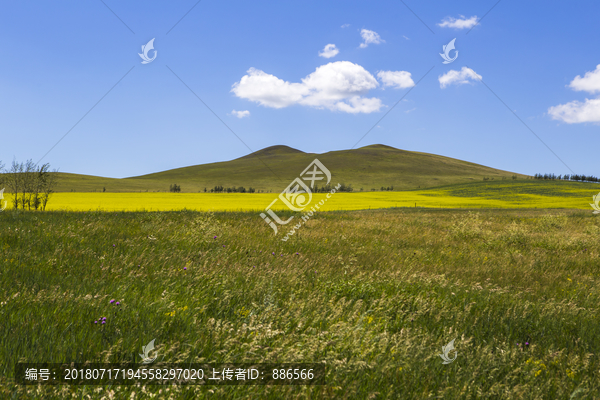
[53, 144, 530, 192]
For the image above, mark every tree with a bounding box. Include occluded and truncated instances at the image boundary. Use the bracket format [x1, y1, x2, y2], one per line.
[4, 160, 58, 210]
[38, 164, 57, 211]
[7, 160, 23, 209]
[19, 160, 37, 210]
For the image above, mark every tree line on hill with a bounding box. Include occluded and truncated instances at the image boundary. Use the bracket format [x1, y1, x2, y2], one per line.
[0, 160, 58, 210]
[483, 175, 520, 181]
[206, 186, 257, 193]
[206, 183, 355, 193]
[534, 173, 600, 183]
[313, 183, 353, 192]
[167, 183, 356, 193]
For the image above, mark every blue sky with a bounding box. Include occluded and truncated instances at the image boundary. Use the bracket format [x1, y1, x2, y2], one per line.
[1, 0, 599, 178]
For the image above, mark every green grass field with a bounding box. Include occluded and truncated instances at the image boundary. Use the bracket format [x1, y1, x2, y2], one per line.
[3, 180, 597, 212]
[2, 207, 600, 398]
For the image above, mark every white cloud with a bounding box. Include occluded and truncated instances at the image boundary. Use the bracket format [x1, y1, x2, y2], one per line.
[568, 64, 600, 94]
[548, 65, 600, 124]
[438, 15, 478, 29]
[548, 99, 600, 124]
[231, 61, 383, 114]
[231, 67, 307, 108]
[377, 70, 415, 89]
[405, 108, 416, 113]
[341, 24, 350, 28]
[319, 44, 339, 59]
[230, 110, 250, 118]
[438, 67, 482, 88]
[403, 35, 410, 40]
[359, 29, 384, 48]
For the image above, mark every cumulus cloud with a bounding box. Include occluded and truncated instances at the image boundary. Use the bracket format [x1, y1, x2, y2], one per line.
[231, 61, 383, 114]
[231, 68, 307, 108]
[548, 99, 600, 124]
[438, 15, 478, 29]
[230, 110, 250, 118]
[359, 29, 384, 48]
[319, 44, 339, 59]
[568, 64, 600, 94]
[548, 65, 600, 123]
[377, 70, 415, 89]
[438, 67, 482, 88]
[341, 24, 350, 28]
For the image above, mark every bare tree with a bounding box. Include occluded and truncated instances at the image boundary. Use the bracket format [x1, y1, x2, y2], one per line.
[31, 164, 48, 210]
[0, 160, 4, 184]
[40, 165, 58, 211]
[21, 160, 36, 210]
[7, 160, 23, 209]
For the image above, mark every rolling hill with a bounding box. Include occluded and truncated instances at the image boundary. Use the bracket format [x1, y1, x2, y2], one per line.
[53, 144, 530, 192]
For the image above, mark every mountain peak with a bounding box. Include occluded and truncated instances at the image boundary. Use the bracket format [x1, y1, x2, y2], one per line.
[358, 144, 401, 151]
[237, 145, 306, 160]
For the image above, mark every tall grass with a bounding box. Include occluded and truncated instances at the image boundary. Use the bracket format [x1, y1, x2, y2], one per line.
[1, 208, 599, 399]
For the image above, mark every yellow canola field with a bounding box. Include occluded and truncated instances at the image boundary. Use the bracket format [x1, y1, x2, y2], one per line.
[1, 191, 591, 212]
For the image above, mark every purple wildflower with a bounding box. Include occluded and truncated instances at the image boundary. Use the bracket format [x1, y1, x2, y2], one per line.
[116, 302, 120, 305]
[101, 320, 106, 324]
[113, 244, 115, 247]
[213, 236, 217, 239]
[525, 342, 529, 346]
[110, 299, 115, 304]
[94, 321, 98, 324]
[184, 267, 187, 270]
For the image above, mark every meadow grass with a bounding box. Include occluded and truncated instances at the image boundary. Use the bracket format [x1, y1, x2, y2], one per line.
[3, 180, 597, 212]
[1, 208, 600, 399]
